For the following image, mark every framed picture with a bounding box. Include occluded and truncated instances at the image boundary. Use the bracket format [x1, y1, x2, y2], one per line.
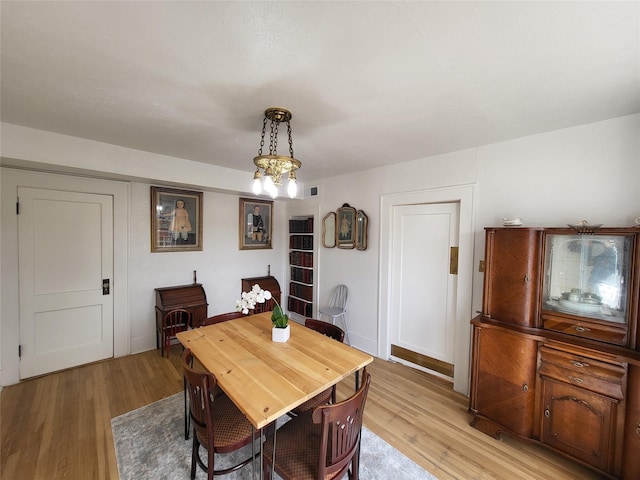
[240, 198, 273, 250]
[336, 203, 356, 249]
[151, 186, 203, 252]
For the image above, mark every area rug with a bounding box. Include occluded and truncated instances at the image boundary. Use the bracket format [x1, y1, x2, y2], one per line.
[112, 393, 437, 480]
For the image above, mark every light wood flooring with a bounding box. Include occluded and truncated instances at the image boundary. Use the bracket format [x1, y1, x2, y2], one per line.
[1, 346, 603, 480]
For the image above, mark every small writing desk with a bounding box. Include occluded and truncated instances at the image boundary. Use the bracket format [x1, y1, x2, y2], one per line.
[176, 312, 372, 429]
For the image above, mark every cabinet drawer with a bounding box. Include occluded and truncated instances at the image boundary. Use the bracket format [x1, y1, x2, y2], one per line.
[542, 315, 627, 346]
[539, 346, 626, 400]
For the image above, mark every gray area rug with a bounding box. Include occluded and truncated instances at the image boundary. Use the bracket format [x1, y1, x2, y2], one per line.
[112, 393, 437, 480]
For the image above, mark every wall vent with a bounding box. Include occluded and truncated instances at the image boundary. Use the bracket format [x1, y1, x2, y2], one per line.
[304, 186, 319, 198]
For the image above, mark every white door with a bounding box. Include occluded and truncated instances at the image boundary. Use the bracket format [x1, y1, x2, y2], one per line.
[18, 187, 114, 379]
[389, 202, 459, 377]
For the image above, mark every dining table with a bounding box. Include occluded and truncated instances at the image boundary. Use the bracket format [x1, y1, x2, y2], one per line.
[176, 311, 373, 478]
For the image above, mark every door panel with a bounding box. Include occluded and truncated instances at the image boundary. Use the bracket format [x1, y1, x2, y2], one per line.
[18, 188, 114, 379]
[390, 202, 459, 371]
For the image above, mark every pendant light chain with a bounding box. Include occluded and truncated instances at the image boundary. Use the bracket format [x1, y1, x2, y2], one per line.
[287, 121, 294, 158]
[258, 117, 268, 156]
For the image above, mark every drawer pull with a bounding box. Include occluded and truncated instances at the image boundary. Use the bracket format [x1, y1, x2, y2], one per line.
[571, 361, 589, 368]
[568, 376, 584, 384]
[522, 384, 529, 393]
[573, 325, 591, 333]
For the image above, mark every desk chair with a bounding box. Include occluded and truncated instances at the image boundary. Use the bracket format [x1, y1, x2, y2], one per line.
[263, 369, 371, 480]
[318, 285, 349, 343]
[182, 349, 259, 479]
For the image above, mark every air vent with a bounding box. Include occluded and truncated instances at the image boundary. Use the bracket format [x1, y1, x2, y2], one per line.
[304, 186, 319, 198]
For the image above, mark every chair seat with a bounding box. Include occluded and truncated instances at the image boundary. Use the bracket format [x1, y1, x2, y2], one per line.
[291, 388, 333, 415]
[263, 411, 322, 480]
[196, 393, 255, 454]
[318, 307, 344, 316]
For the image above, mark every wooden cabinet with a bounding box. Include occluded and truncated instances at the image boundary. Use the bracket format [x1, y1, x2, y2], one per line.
[470, 325, 538, 437]
[622, 366, 640, 479]
[538, 344, 625, 472]
[483, 228, 542, 327]
[155, 283, 208, 334]
[470, 227, 640, 479]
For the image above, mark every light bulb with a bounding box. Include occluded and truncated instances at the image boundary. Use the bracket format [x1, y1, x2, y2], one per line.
[287, 178, 297, 198]
[252, 177, 262, 195]
[263, 175, 274, 193]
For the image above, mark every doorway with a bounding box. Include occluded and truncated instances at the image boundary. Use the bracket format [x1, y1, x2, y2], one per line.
[18, 187, 114, 379]
[379, 185, 475, 394]
[0, 168, 130, 386]
[389, 202, 459, 378]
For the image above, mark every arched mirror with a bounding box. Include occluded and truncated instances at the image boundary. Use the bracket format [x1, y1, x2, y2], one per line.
[322, 212, 336, 248]
[356, 210, 368, 250]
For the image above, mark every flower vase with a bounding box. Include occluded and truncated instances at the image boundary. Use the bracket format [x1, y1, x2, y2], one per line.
[272, 324, 290, 343]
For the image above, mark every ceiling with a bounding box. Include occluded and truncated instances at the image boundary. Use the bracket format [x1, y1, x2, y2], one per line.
[1, 1, 639, 184]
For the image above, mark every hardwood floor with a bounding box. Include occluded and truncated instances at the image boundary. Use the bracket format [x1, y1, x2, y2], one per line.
[1, 347, 601, 480]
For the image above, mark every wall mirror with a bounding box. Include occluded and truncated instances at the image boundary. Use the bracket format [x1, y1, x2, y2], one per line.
[356, 210, 368, 250]
[322, 212, 336, 248]
[336, 204, 356, 249]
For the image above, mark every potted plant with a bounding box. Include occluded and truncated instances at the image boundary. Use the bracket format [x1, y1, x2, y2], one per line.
[270, 302, 290, 342]
[237, 284, 290, 342]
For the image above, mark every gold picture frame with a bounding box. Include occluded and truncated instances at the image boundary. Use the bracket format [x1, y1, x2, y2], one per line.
[151, 186, 203, 252]
[239, 198, 273, 250]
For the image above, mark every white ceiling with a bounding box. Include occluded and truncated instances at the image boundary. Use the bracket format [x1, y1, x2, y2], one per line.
[1, 1, 639, 184]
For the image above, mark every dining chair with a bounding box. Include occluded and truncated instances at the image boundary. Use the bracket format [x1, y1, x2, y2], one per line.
[182, 348, 259, 479]
[202, 311, 246, 326]
[262, 369, 371, 480]
[184, 310, 246, 439]
[161, 308, 191, 358]
[318, 285, 350, 343]
[289, 319, 345, 415]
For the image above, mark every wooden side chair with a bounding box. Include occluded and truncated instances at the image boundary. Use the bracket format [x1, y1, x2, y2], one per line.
[161, 308, 191, 358]
[263, 369, 371, 480]
[202, 311, 246, 326]
[289, 319, 345, 415]
[184, 310, 246, 439]
[182, 349, 259, 479]
[319, 285, 350, 343]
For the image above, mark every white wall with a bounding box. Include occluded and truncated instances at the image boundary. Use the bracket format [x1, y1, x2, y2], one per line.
[307, 114, 639, 393]
[1, 113, 638, 388]
[1, 166, 288, 386]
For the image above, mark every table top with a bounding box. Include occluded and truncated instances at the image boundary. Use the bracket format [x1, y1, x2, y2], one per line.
[176, 312, 373, 429]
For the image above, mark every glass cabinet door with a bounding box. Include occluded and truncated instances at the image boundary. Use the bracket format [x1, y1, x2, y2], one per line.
[543, 233, 633, 335]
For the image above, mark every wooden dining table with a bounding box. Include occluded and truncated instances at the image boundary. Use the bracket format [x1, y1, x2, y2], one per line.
[176, 311, 373, 478]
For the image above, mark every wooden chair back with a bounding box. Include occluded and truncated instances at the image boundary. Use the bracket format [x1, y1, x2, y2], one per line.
[181, 349, 257, 479]
[162, 308, 191, 357]
[202, 311, 245, 326]
[312, 369, 371, 480]
[304, 318, 345, 342]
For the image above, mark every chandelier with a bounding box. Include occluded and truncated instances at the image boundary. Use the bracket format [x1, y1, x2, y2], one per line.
[252, 107, 301, 199]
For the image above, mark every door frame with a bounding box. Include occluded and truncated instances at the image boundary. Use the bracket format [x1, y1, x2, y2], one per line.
[379, 184, 476, 395]
[1, 168, 130, 386]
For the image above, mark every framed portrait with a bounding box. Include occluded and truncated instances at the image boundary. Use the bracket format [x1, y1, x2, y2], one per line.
[240, 198, 273, 250]
[151, 186, 203, 252]
[336, 203, 356, 249]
